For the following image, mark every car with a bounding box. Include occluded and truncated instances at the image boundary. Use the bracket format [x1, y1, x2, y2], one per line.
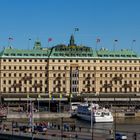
[34, 125, 47, 132]
[106, 133, 127, 140]
[115, 133, 127, 140]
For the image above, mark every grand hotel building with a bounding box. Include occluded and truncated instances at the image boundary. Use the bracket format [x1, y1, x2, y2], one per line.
[0, 35, 140, 99]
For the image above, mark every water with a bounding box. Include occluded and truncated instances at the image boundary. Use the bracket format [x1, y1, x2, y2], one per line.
[75, 117, 140, 133]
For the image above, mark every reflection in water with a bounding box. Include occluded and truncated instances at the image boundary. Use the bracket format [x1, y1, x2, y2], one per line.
[75, 117, 140, 133]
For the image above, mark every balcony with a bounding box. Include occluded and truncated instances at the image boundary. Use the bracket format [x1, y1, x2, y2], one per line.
[85, 83, 91, 87]
[12, 83, 22, 88]
[56, 83, 61, 87]
[55, 76, 61, 80]
[103, 83, 112, 88]
[21, 76, 32, 81]
[85, 76, 91, 80]
[122, 83, 132, 88]
[112, 76, 123, 81]
[32, 83, 42, 88]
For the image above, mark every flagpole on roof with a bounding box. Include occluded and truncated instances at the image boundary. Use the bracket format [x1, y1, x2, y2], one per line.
[8, 37, 13, 47]
[73, 28, 79, 35]
[95, 38, 100, 51]
[113, 40, 118, 51]
[47, 38, 52, 48]
[131, 40, 136, 50]
[28, 38, 31, 50]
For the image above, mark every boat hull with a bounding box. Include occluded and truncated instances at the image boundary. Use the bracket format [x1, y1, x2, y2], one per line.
[77, 113, 113, 123]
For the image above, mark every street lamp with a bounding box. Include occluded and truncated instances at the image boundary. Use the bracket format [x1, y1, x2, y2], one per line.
[91, 100, 93, 140]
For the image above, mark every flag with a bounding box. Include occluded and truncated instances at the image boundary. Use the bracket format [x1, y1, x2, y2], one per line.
[27, 94, 29, 98]
[60, 93, 62, 99]
[114, 40, 118, 42]
[96, 38, 100, 43]
[49, 94, 52, 98]
[70, 93, 73, 98]
[48, 38, 52, 42]
[74, 28, 79, 31]
[8, 37, 13, 40]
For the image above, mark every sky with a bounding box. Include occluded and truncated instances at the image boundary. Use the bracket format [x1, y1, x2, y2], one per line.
[0, 0, 140, 53]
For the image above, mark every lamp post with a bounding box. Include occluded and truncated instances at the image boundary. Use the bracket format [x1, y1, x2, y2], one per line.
[91, 101, 93, 140]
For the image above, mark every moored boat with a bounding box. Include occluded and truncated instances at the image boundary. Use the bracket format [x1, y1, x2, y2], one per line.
[76, 103, 113, 123]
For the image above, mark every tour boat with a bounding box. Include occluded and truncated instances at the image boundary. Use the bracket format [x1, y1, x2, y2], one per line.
[76, 103, 113, 123]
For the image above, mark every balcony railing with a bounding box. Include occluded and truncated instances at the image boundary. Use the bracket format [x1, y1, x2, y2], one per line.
[122, 83, 132, 88]
[21, 76, 32, 81]
[112, 76, 123, 81]
[85, 76, 91, 80]
[103, 83, 113, 88]
[32, 83, 42, 88]
[12, 83, 22, 88]
[56, 83, 61, 87]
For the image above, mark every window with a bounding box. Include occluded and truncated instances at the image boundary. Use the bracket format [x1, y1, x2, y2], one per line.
[3, 80, 6, 84]
[29, 80, 32, 84]
[3, 87, 6, 92]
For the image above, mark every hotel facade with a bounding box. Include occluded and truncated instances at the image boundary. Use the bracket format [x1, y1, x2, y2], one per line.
[0, 35, 140, 99]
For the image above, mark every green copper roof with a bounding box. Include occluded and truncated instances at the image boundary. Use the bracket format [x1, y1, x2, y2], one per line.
[0, 46, 49, 58]
[97, 48, 138, 58]
[48, 44, 97, 58]
[0, 35, 139, 59]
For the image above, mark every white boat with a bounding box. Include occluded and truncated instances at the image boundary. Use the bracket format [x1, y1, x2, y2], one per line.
[76, 103, 113, 123]
[70, 102, 81, 117]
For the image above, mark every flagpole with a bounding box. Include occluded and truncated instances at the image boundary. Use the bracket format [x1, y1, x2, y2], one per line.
[131, 40, 136, 50]
[28, 38, 31, 50]
[113, 40, 118, 51]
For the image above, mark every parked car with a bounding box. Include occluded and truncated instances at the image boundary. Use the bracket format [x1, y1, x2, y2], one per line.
[107, 133, 127, 140]
[34, 125, 47, 132]
[115, 133, 127, 140]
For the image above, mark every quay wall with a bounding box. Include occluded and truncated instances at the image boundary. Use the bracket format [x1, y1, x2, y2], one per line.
[7, 112, 71, 119]
[6, 111, 140, 119]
